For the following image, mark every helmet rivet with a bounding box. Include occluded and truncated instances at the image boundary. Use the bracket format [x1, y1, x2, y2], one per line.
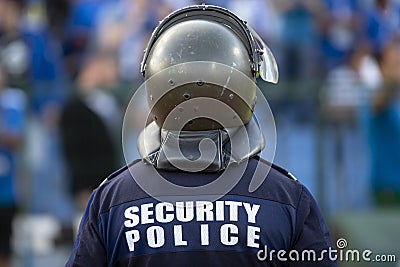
[168, 79, 175, 86]
[183, 93, 191, 100]
[229, 94, 234, 100]
[196, 80, 204, 86]
[149, 95, 154, 101]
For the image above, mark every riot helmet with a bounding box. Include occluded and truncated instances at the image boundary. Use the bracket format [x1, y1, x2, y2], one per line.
[141, 4, 278, 131]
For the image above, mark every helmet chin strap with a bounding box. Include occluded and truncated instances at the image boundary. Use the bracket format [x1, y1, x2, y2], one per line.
[137, 116, 265, 172]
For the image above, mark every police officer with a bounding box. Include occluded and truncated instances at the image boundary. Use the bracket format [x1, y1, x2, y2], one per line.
[66, 5, 337, 267]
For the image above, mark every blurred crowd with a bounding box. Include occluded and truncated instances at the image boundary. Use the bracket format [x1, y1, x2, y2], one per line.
[1, 0, 400, 266]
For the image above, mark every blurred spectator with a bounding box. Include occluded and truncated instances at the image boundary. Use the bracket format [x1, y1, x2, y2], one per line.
[60, 52, 121, 211]
[227, 0, 279, 43]
[320, 0, 360, 73]
[324, 47, 367, 115]
[25, 29, 66, 113]
[19, 0, 73, 229]
[322, 46, 373, 213]
[10, 0, 66, 114]
[0, 0, 30, 89]
[63, 0, 104, 78]
[93, 0, 176, 83]
[0, 66, 26, 267]
[363, 40, 400, 205]
[94, 0, 149, 82]
[364, 0, 400, 54]
[272, 0, 324, 81]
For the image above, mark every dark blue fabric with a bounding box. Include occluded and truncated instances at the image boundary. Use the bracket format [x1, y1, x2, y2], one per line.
[66, 158, 336, 267]
[24, 29, 66, 112]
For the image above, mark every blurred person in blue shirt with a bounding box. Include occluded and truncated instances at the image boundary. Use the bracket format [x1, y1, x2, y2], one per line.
[0, 1, 27, 265]
[364, 40, 400, 205]
[364, 0, 400, 55]
[0, 65, 26, 267]
[13, 0, 75, 230]
[63, 0, 111, 79]
[320, 0, 360, 73]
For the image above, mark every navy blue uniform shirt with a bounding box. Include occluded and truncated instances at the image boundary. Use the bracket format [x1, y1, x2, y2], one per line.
[66, 157, 337, 267]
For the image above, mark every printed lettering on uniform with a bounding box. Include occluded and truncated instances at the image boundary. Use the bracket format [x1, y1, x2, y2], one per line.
[123, 200, 261, 252]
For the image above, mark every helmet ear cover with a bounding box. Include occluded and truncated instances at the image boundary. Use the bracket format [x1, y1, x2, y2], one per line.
[141, 4, 261, 78]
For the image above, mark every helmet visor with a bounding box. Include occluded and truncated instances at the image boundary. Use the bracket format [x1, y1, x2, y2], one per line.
[249, 26, 279, 84]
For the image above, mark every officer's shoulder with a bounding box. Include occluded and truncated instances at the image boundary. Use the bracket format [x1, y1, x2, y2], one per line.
[97, 159, 141, 188]
[256, 157, 302, 194]
[252, 156, 298, 182]
[248, 156, 304, 208]
[91, 160, 145, 213]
